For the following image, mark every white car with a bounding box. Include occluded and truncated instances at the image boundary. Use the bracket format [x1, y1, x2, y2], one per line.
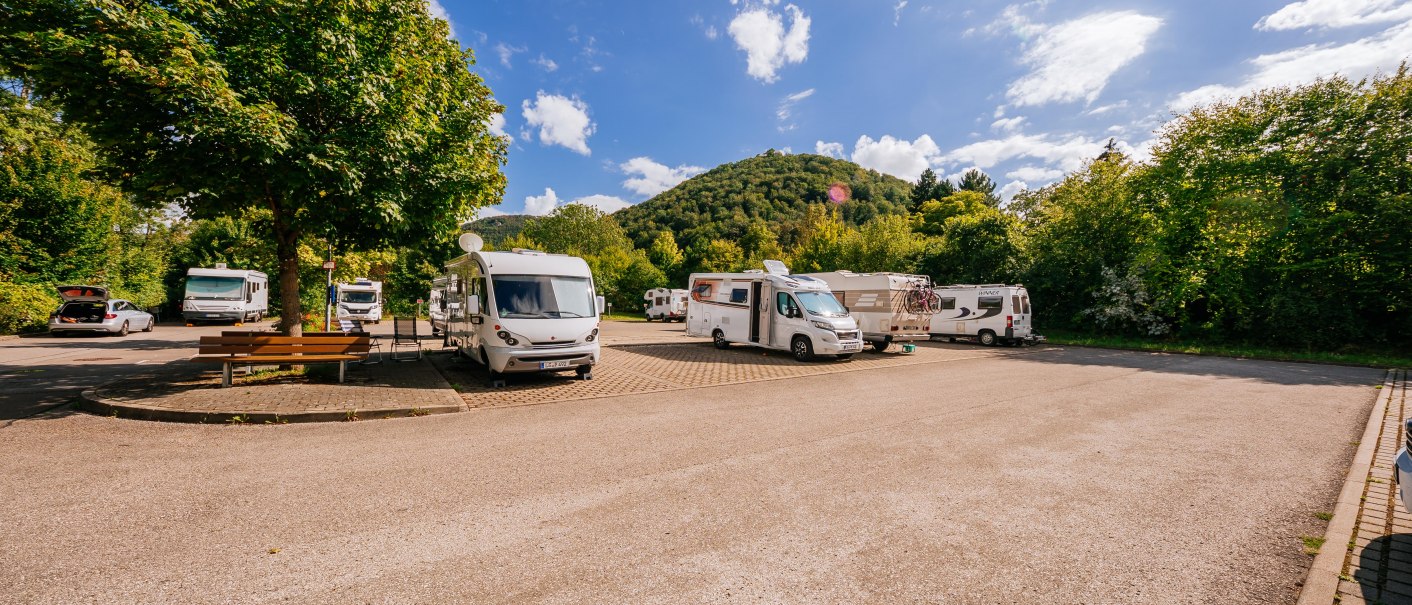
[1398, 418, 1411, 513]
[48, 285, 155, 337]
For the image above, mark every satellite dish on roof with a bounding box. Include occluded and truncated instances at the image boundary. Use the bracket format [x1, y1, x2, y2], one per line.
[458, 232, 484, 253]
[763, 259, 789, 276]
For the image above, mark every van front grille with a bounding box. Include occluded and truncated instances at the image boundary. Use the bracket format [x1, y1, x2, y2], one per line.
[837, 331, 861, 342]
[530, 341, 577, 349]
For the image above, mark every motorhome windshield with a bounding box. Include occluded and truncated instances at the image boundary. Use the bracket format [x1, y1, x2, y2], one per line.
[797, 291, 849, 317]
[340, 291, 377, 304]
[493, 275, 595, 319]
[186, 276, 244, 300]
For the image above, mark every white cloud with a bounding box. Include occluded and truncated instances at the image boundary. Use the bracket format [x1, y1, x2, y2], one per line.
[521, 91, 595, 155]
[487, 113, 508, 138]
[706, 26, 720, 40]
[776, 88, 815, 131]
[990, 116, 1027, 132]
[999, 180, 1030, 203]
[524, 188, 560, 216]
[729, 4, 811, 83]
[571, 194, 633, 214]
[815, 140, 845, 158]
[984, 1, 1048, 39]
[1172, 20, 1412, 110]
[427, 0, 456, 39]
[1086, 101, 1129, 115]
[1005, 166, 1064, 181]
[494, 42, 524, 68]
[850, 134, 941, 181]
[942, 133, 1102, 173]
[620, 157, 705, 197]
[1256, 0, 1412, 31]
[532, 55, 558, 72]
[1006, 11, 1163, 107]
[894, 0, 908, 26]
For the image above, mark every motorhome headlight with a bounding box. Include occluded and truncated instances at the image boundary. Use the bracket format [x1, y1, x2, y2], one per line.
[495, 330, 519, 346]
[584, 327, 599, 342]
[810, 320, 836, 332]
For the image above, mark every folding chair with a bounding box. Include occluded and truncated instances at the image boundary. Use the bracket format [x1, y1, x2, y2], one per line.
[391, 317, 422, 361]
[338, 319, 383, 363]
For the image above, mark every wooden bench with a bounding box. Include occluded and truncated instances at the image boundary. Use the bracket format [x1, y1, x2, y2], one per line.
[192, 335, 371, 387]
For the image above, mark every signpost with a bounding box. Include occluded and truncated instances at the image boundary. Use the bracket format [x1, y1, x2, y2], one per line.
[323, 254, 336, 332]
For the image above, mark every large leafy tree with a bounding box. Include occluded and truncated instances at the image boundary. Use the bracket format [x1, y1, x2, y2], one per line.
[1, 0, 507, 334]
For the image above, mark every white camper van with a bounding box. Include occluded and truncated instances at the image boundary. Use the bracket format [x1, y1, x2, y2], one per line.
[643, 287, 689, 322]
[335, 278, 383, 324]
[443, 234, 604, 386]
[182, 265, 268, 324]
[801, 271, 937, 352]
[927, 284, 1043, 346]
[429, 276, 449, 336]
[686, 260, 863, 361]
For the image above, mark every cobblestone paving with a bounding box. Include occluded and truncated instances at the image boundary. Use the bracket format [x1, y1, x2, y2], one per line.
[1336, 369, 1412, 605]
[435, 341, 1039, 408]
[92, 358, 463, 420]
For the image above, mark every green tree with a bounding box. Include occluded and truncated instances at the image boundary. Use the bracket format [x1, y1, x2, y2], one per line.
[688, 239, 746, 273]
[909, 167, 955, 211]
[915, 190, 994, 236]
[957, 168, 1001, 207]
[2, 0, 507, 335]
[920, 206, 1022, 285]
[788, 205, 855, 273]
[850, 214, 923, 273]
[523, 204, 633, 258]
[645, 230, 686, 285]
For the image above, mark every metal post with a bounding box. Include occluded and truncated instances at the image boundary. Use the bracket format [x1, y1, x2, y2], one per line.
[324, 244, 333, 332]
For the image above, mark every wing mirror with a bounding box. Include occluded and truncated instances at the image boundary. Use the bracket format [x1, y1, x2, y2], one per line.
[595, 296, 606, 315]
[467, 295, 481, 315]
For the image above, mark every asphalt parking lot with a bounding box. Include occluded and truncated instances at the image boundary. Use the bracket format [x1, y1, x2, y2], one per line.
[0, 323, 1387, 603]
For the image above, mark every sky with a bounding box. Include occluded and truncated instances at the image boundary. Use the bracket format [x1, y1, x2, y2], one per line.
[434, 0, 1412, 218]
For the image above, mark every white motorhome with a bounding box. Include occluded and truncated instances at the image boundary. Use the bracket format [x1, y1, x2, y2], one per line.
[443, 234, 604, 386]
[335, 278, 383, 324]
[643, 287, 688, 322]
[801, 271, 937, 352]
[182, 264, 268, 324]
[685, 260, 863, 361]
[429, 276, 449, 336]
[927, 284, 1044, 346]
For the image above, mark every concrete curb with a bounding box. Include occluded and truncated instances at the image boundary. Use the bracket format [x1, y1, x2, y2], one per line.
[1296, 369, 1395, 605]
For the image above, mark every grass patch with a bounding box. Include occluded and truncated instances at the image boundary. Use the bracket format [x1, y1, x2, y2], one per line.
[1314, 511, 1334, 521]
[601, 313, 648, 322]
[1300, 535, 1326, 556]
[1042, 329, 1412, 369]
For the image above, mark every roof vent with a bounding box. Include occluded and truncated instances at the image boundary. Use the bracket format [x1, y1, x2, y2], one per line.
[214, 262, 228, 269]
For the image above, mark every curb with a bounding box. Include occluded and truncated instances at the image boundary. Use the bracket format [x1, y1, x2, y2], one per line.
[77, 388, 464, 424]
[1296, 369, 1396, 605]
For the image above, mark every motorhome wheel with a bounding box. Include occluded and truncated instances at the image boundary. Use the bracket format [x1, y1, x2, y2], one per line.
[576, 365, 593, 381]
[870, 339, 891, 353]
[791, 336, 814, 361]
[978, 330, 997, 346]
[712, 330, 730, 349]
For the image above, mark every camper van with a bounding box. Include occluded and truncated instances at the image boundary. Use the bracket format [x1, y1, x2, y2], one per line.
[443, 234, 604, 386]
[335, 278, 383, 324]
[429, 276, 449, 336]
[685, 260, 863, 361]
[927, 284, 1043, 346]
[801, 271, 937, 352]
[643, 287, 689, 322]
[182, 265, 268, 324]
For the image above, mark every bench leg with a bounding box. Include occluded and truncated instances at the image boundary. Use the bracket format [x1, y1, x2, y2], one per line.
[339, 360, 346, 383]
[222, 363, 232, 388]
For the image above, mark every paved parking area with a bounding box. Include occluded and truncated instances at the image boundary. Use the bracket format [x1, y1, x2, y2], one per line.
[436, 340, 1034, 408]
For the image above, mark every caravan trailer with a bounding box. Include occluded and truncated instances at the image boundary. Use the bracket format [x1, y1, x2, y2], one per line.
[443, 235, 604, 386]
[643, 288, 688, 322]
[801, 271, 937, 352]
[182, 265, 268, 324]
[335, 278, 383, 324]
[927, 284, 1044, 346]
[429, 276, 449, 336]
[685, 260, 862, 361]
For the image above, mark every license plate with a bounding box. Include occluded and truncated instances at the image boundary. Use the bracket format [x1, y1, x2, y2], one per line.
[539, 360, 571, 369]
[205, 313, 219, 317]
[842, 343, 862, 351]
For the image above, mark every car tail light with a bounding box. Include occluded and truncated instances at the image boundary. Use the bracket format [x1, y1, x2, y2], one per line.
[105, 313, 117, 319]
[1007, 315, 1013, 328]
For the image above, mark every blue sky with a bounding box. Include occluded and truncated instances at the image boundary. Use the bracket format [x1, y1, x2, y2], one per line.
[432, 0, 1412, 217]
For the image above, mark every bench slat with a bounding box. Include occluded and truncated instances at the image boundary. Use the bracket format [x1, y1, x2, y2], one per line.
[199, 336, 368, 345]
[197, 345, 371, 355]
[191, 355, 362, 363]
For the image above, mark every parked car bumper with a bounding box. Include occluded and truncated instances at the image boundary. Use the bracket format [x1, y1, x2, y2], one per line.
[1397, 447, 1411, 514]
[49, 319, 124, 333]
[486, 343, 599, 374]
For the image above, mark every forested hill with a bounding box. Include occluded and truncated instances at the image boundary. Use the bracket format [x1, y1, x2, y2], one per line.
[613, 150, 912, 250]
[465, 214, 530, 246]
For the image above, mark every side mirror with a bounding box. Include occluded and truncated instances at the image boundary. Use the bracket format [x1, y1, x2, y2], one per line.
[467, 295, 481, 315]
[595, 296, 606, 315]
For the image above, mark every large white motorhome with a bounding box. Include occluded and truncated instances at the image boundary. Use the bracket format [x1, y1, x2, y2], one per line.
[428, 276, 449, 336]
[182, 264, 268, 324]
[801, 271, 937, 352]
[443, 234, 604, 386]
[927, 284, 1044, 346]
[642, 287, 688, 322]
[335, 278, 383, 324]
[686, 260, 863, 361]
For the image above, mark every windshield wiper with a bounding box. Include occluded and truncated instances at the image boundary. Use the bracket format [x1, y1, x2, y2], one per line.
[546, 311, 588, 318]
[501, 312, 549, 318]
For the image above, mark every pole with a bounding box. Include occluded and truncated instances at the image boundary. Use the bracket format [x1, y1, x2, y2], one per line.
[324, 244, 333, 332]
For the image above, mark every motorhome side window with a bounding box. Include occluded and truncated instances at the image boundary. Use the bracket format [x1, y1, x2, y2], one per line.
[1022, 296, 1031, 314]
[978, 296, 1003, 309]
[730, 288, 748, 304]
[940, 297, 956, 310]
[776, 292, 797, 316]
[1012, 295, 1021, 312]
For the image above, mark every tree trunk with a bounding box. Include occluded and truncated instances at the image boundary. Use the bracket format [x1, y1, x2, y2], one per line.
[275, 225, 303, 337]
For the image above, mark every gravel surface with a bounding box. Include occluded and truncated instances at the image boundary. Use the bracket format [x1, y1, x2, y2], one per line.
[0, 345, 1382, 604]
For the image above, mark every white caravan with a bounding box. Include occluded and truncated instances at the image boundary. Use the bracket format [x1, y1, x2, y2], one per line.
[801, 271, 937, 352]
[643, 287, 688, 322]
[428, 276, 449, 336]
[335, 278, 384, 324]
[182, 264, 268, 324]
[927, 284, 1044, 346]
[443, 234, 604, 386]
[685, 260, 863, 361]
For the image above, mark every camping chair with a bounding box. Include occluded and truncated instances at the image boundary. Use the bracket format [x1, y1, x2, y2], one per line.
[338, 319, 383, 363]
[391, 317, 422, 361]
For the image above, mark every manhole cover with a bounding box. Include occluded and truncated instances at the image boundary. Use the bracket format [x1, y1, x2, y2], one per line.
[73, 357, 122, 362]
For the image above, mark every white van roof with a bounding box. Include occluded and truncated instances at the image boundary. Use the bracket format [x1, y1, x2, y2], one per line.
[187, 267, 267, 279]
[458, 250, 593, 278]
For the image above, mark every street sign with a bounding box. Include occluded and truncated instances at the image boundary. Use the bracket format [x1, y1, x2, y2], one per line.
[416, 298, 424, 304]
[321, 260, 336, 270]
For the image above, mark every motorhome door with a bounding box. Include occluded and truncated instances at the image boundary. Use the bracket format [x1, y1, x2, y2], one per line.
[749, 281, 761, 343]
[751, 281, 774, 345]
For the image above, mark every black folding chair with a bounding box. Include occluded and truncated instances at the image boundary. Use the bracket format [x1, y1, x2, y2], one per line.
[391, 317, 422, 361]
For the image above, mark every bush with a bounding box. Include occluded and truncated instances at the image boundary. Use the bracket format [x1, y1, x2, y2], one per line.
[0, 281, 59, 334]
